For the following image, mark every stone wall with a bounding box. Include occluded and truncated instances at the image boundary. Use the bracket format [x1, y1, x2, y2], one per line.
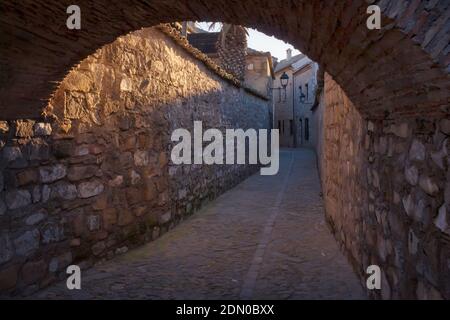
[0, 27, 270, 296]
[319, 73, 450, 299]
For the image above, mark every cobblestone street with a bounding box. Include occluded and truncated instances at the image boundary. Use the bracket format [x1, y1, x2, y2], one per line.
[32, 149, 366, 300]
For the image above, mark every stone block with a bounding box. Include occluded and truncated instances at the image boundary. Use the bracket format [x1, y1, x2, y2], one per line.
[39, 164, 67, 183]
[159, 211, 171, 224]
[0, 264, 18, 291]
[21, 259, 47, 285]
[0, 198, 6, 215]
[0, 234, 13, 264]
[91, 241, 106, 256]
[29, 141, 50, 161]
[64, 71, 93, 92]
[53, 141, 73, 159]
[32, 186, 41, 203]
[408, 229, 419, 255]
[134, 150, 149, 166]
[430, 139, 447, 170]
[68, 165, 97, 181]
[118, 117, 131, 131]
[119, 152, 133, 167]
[120, 78, 133, 92]
[48, 258, 58, 273]
[25, 210, 47, 226]
[92, 194, 108, 210]
[16, 169, 38, 186]
[125, 187, 143, 205]
[121, 136, 136, 151]
[390, 122, 409, 138]
[77, 180, 104, 198]
[118, 209, 134, 226]
[138, 134, 152, 149]
[130, 170, 141, 185]
[0, 121, 9, 134]
[445, 179, 450, 206]
[108, 175, 123, 187]
[159, 152, 168, 167]
[143, 181, 157, 201]
[402, 194, 414, 218]
[152, 226, 160, 240]
[41, 223, 64, 244]
[103, 208, 117, 228]
[115, 246, 128, 255]
[48, 252, 72, 273]
[405, 165, 418, 186]
[3, 146, 22, 162]
[53, 182, 78, 200]
[133, 206, 147, 217]
[42, 185, 51, 202]
[439, 119, 450, 135]
[434, 205, 448, 233]
[74, 145, 89, 156]
[15, 120, 35, 138]
[419, 175, 439, 196]
[409, 139, 426, 161]
[13, 229, 39, 256]
[88, 145, 103, 155]
[34, 123, 52, 136]
[87, 215, 101, 231]
[5, 189, 31, 209]
[70, 238, 81, 247]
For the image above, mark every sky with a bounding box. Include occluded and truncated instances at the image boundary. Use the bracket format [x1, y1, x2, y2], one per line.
[197, 22, 301, 61]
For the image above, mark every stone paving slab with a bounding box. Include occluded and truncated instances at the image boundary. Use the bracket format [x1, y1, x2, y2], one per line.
[30, 149, 366, 300]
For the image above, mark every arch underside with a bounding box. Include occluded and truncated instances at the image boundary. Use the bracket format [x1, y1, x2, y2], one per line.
[0, 0, 449, 120]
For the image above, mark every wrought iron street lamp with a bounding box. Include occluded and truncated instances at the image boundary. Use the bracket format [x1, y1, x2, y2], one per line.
[280, 72, 289, 88]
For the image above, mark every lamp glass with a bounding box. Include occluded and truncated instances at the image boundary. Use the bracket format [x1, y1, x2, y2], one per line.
[280, 72, 289, 88]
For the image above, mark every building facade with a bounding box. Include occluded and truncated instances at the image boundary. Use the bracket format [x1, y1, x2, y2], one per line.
[186, 23, 275, 100]
[273, 50, 318, 148]
[292, 57, 319, 148]
[245, 48, 274, 97]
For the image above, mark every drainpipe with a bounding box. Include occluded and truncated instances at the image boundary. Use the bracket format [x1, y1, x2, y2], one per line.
[292, 77, 296, 148]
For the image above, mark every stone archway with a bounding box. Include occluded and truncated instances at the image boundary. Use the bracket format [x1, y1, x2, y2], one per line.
[0, 0, 448, 119]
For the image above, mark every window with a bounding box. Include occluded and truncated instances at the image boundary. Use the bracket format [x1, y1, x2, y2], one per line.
[247, 63, 254, 70]
[305, 118, 310, 141]
[305, 83, 309, 101]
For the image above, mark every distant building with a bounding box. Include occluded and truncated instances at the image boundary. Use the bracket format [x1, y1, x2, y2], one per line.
[272, 49, 318, 148]
[185, 23, 275, 100]
[245, 48, 274, 97]
[292, 56, 319, 148]
[187, 26, 247, 81]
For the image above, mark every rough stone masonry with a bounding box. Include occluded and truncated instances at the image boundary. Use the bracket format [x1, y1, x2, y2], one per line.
[0, 27, 270, 296]
[317, 74, 450, 300]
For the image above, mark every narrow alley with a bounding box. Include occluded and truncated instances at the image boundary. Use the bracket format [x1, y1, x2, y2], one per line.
[32, 149, 366, 300]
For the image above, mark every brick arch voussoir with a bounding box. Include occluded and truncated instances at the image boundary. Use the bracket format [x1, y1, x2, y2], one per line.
[0, 0, 448, 119]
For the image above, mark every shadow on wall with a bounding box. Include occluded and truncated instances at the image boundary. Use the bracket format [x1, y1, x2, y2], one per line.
[0, 27, 270, 296]
[315, 73, 450, 300]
